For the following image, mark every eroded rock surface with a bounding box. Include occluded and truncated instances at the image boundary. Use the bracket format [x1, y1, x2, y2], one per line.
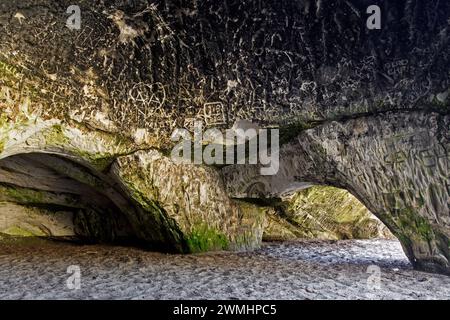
[264, 186, 393, 241]
[224, 111, 450, 274]
[0, 1, 449, 274]
[0, 202, 75, 237]
[0, 114, 265, 252]
[0, 1, 448, 140]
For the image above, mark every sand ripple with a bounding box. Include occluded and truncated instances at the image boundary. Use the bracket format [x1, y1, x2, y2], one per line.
[0, 239, 449, 300]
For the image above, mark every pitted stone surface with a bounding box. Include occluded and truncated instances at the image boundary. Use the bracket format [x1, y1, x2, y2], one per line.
[0, 1, 449, 274]
[223, 111, 450, 273]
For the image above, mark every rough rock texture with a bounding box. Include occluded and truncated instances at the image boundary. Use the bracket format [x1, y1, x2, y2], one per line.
[224, 111, 450, 274]
[264, 186, 393, 241]
[0, 1, 449, 274]
[0, 202, 75, 237]
[112, 150, 265, 252]
[0, 110, 265, 252]
[0, 0, 448, 139]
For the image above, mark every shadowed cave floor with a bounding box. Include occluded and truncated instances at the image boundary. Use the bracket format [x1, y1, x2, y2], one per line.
[0, 239, 449, 300]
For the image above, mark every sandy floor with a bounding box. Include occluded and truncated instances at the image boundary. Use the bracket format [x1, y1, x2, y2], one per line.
[0, 239, 449, 300]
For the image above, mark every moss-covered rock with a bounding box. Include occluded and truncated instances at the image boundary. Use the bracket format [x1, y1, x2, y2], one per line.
[0, 110, 266, 253]
[264, 186, 393, 241]
[1, 0, 449, 276]
[112, 150, 266, 253]
[224, 111, 450, 275]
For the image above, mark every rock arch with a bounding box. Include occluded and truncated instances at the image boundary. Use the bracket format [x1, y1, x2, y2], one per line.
[223, 111, 450, 274]
[0, 0, 449, 275]
[0, 117, 265, 253]
[0, 150, 189, 251]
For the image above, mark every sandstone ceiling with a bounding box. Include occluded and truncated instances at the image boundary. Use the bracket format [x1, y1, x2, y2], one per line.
[0, 0, 449, 275]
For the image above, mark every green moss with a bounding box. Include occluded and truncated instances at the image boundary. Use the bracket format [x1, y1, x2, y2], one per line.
[70, 130, 134, 172]
[264, 185, 390, 241]
[0, 185, 81, 209]
[1, 185, 45, 204]
[73, 150, 115, 172]
[415, 217, 434, 241]
[44, 124, 70, 145]
[126, 184, 162, 214]
[0, 113, 8, 127]
[394, 207, 434, 242]
[186, 224, 229, 253]
[263, 210, 303, 241]
[43, 124, 123, 171]
[3, 226, 44, 237]
[279, 121, 314, 145]
[0, 60, 20, 82]
[0, 113, 10, 153]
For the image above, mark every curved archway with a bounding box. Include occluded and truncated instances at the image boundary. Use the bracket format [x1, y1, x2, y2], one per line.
[223, 111, 450, 274]
[1, 116, 270, 254]
[0, 152, 186, 252]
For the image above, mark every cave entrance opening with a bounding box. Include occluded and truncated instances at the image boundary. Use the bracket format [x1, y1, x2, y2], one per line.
[262, 185, 395, 241]
[0, 152, 137, 243]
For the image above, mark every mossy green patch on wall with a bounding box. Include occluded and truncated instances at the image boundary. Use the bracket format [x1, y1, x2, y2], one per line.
[0, 185, 45, 204]
[393, 207, 435, 242]
[279, 121, 315, 145]
[72, 149, 116, 172]
[0, 184, 82, 209]
[0, 138, 5, 154]
[264, 186, 393, 241]
[186, 224, 229, 253]
[43, 124, 70, 146]
[3, 226, 46, 237]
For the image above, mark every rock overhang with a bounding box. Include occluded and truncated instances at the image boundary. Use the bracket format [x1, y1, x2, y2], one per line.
[0, 0, 449, 275]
